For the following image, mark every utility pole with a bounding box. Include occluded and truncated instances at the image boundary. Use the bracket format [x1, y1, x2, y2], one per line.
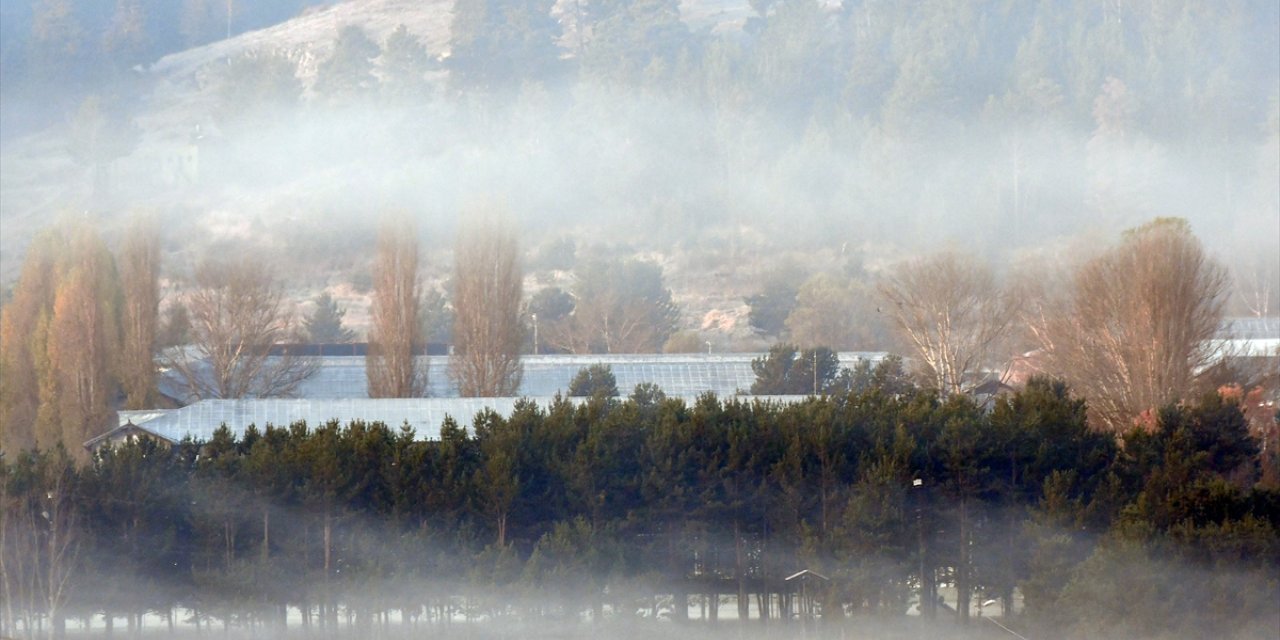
[914, 478, 935, 619]
[812, 349, 818, 395]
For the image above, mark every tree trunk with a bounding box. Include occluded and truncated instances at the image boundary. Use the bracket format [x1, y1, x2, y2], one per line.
[51, 612, 65, 640]
[324, 512, 334, 630]
[735, 523, 748, 621]
[262, 508, 270, 562]
[956, 498, 971, 624]
[224, 519, 233, 572]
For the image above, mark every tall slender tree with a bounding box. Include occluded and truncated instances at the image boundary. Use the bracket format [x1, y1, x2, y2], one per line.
[367, 214, 426, 398]
[21, 220, 124, 453]
[450, 212, 523, 397]
[117, 214, 160, 410]
[0, 229, 63, 453]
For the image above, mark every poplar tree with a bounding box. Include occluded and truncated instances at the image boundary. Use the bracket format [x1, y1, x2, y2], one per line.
[0, 230, 62, 453]
[367, 213, 426, 398]
[450, 212, 523, 397]
[117, 215, 160, 409]
[45, 222, 121, 453]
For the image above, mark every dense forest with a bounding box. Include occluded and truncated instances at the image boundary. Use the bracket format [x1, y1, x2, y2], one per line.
[1, 0, 1276, 276]
[2, 376, 1278, 638]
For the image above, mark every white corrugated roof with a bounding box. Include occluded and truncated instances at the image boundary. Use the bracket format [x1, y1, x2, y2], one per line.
[127, 395, 818, 444]
[159, 352, 889, 402]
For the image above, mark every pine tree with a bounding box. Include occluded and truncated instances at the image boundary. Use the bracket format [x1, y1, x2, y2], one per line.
[449, 0, 562, 92]
[304, 292, 355, 344]
[568, 364, 618, 398]
[313, 25, 379, 106]
[380, 24, 432, 105]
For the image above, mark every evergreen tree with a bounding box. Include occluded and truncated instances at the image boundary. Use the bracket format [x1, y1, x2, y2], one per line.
[745, 280, 797, 338]
[568, 364, 619, 398]
[750, 344, 843, 395]
[551, 257, 679, 354]
[215, 50, 301, 136]
[66, 94, 140, 200]
[380, 24, 432, 105]
[578, 0, 691, 85]
[304, 292, 355, 344]
[449, 0, 561, 92]
[313, 25, 379, 106]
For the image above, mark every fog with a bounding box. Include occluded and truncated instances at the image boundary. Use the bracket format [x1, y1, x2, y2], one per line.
[9, 485, 1275, 640]
[1, 0, 1277, 295]
[1, 2, 1278, 639]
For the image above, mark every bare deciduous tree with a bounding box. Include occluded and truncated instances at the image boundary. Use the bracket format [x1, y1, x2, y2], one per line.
[1233, 252, 1278, 318]
[366, 214, 426, 398]
[167, 256, 316, 400]
[117, 214, 161, 409]
[0, 449, 80, 638]
[1027, 218, 1229, 431]
[450, 215, 523, 397]
[878, 251, 1020, 398]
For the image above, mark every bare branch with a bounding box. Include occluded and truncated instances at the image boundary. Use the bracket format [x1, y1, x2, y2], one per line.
[1027, 218, 1229, 431]
[165, 255, 317, 400]
[878, 251, 1021, 398]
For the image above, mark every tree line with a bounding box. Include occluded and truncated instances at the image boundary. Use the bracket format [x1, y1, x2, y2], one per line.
[0, 208, 691, 454]
[1, 376, 1276, 638]
[2, 213, 1269, 464]
[0, 216, 160, 457]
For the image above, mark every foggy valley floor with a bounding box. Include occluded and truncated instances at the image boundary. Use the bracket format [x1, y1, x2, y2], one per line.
[50, 618, 1027, 640]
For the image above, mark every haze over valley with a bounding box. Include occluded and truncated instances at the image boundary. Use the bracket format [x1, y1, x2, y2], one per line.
[0, 1, 1277, 639]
